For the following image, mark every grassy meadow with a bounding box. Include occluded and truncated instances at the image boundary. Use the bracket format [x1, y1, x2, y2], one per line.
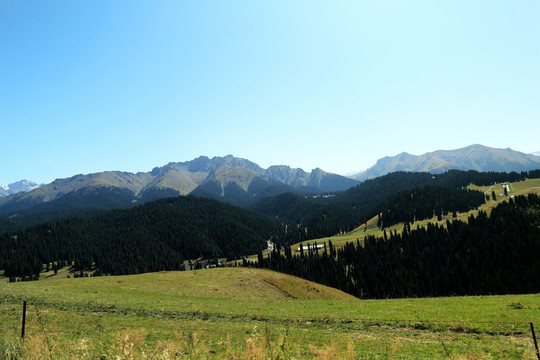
[1, 268, 538, 359]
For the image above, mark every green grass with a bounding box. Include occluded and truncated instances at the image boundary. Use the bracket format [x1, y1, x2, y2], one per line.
[1, 268, 538, 359]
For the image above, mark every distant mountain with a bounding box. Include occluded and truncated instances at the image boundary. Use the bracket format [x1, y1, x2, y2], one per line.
[0, 155, 358, 232]
[350, 145, 540, 181]
[0, 180, 41, 197]
[532, 151, 540, 157]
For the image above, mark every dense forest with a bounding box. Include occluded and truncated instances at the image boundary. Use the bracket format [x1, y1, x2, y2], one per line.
[378, 186, 486, 228]
[254, 194, 540, 298]
[0, 196, 284, 278]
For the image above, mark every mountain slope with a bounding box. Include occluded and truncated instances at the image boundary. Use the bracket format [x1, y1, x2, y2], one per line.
[351, 144, 540, 181]
[189, 166, 296, 206]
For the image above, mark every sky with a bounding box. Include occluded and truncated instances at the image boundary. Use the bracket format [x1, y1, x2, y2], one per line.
[1, 1, 539, 185]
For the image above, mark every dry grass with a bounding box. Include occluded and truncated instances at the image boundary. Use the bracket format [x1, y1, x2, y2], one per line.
[0, 327, 365, 360]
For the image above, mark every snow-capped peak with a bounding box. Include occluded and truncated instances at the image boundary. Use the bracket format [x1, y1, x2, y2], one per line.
[0, 180, 42, 197]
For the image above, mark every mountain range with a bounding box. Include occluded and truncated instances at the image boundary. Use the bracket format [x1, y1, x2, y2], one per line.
[2, 144, 540, 234]
[350, 144, 540, 181]
[0, 155, 358, 232]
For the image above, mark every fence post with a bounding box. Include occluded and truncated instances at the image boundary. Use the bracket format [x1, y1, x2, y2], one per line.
[532, 322, 540, 360]
[21, 300, 27, 341]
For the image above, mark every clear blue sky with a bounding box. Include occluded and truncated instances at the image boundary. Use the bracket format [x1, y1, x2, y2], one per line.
[1, 1, 539, 185]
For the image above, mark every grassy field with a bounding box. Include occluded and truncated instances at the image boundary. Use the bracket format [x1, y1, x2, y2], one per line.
[0, 268, 538, 359]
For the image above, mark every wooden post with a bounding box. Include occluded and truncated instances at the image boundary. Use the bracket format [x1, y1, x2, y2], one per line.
[532, 322, 540, 360]
[21, 300, 27, 341]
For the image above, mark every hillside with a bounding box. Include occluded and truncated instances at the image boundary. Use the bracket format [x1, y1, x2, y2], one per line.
[351, 144, 540, 181]
[1, 267, 355, 300]
[251, 169, 538, 242]
[257, 193, 540, 298]
[283, 176, 540, 256]
[0, 196, 285, 278]
[251, 176, 540, 280]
